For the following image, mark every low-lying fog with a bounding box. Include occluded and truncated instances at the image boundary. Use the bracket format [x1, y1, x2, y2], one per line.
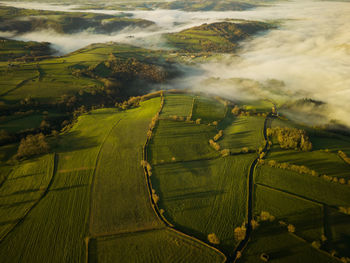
[1, 0, 350, 127]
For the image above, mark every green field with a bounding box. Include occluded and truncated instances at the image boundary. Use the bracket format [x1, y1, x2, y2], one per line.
[166, 21, 271, 53]
[254, 185, 324, 242]
[0, 88, 349, 262]
[90, 98, 163, 235]
[0, 108, 123, 262]
[267, 147, 350, 179]
[219, 116, 266, 152]
[152, 154, 254, 254]
[0, 96, 226, 262]
[90, 229, 225, 263]
[160, 94, 194, 118]
[0, 154, 54, 240]
[239, 224, 339, 263]
[148, 119, 219, 164]
[192, 96, 226, 123]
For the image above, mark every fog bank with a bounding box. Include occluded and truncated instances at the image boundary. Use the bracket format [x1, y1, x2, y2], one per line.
[1, 0, 350, 126]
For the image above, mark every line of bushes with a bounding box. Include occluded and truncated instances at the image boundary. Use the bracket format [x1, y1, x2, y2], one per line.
[260, 159, 350, 186]
[338, 150, 350, 165]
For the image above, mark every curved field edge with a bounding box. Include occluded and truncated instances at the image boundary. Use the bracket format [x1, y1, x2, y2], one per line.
[88, 228, 226, 263]
[0, 154, 55, 241]
[0, 95, 226, 262]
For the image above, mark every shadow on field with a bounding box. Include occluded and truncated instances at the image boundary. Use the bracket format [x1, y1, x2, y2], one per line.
[0, 199, 36, 208]
[0, 188, 40, 198]
[55, 131, 100, 152]
[50, 184, 89, 192]
[0, 219, 20, 226]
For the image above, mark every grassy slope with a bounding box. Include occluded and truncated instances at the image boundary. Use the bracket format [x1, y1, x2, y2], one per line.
[148, 119, 219, 164]
[166, 21, 271, 53]
[0, 97, 224, 262]
[0, 5, 153, 35]
[149, 93, 259, 255]
[0, 108, 123, 262]
[0, 154, 54, 240]
[192, 96, 226, 123]
[153, 155, 254, 253]
[90, 98, 163, 235]
[219, 116, 266, 152]
[0, 114, 43, 133]
[0, 38, 53, 61]
[254, 185, 324, 242]
[161, 94, 194, 118]
[268, 146, 350, 179]
[239, 223, 339, 263]
[0, 43, 162, 103]
[91, 229, 225, 263]
[255, 166, 350, 207]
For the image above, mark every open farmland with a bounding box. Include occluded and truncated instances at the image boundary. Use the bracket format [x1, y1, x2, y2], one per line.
[191, 96, 227, 124]
[0, 154, 54, 241]
[239, 224, 340, 263]
[0, 95, 226, 262]
[219, 116, 266, 153]
[148, 119, 219, 164]
[152, 154, 255, 255]
[90, 98, 163, 235]
[90, 229, 225, 263]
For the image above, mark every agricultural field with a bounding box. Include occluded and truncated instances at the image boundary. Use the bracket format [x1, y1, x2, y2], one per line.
[191, 96, 227, 123]
[160, 94, 194, 118]
[152, 154, 254, 255]
[90, 229, 225, 263]
[239, 224, 339, 263]
[166, 21, 271, 53]
[0, 95, 228, 262]
[0, 2, 349, 261]
[148, 119, 219, 164]
[219, 116, 266, 153]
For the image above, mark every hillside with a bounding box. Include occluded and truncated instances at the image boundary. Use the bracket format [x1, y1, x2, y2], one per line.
[0, 41, 180, 149]
[0, 5, 154, 35]
[0, 91, 349, 262]
[166, 21, 272, 53]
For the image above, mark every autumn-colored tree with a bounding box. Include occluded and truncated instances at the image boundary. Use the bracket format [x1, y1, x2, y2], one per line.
[207, 233, 220, 244]
[234, 225, 246, 241]
[16, 133, 49, 159]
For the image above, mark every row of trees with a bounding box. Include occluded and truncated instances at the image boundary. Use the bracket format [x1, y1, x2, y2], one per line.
[231, 105, 268, 118]
[260, 159, 350, 186]
[267, 127, 313, 151]
[261, 159, 318, 176]
[338, 150, 350, 165]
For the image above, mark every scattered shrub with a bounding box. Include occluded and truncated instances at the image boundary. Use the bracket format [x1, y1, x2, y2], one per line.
[241, 147, 249, 153]
[152, 189, 159, 204]
[260, 211, 275, 222]
[209, 139, 221, 151]
[311, 240, 321, 249]
[339, 207, 350, 215]
[221, 149, 230, 157]
[213, 130, 223, 141]
[287, 224, 295, 233]
[260, 253, 269, 262]
[207, 233, 220, 244]
[234, 225, 246, 241]
[251, 219, 259, 230]
[338, 150, 350, 165]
